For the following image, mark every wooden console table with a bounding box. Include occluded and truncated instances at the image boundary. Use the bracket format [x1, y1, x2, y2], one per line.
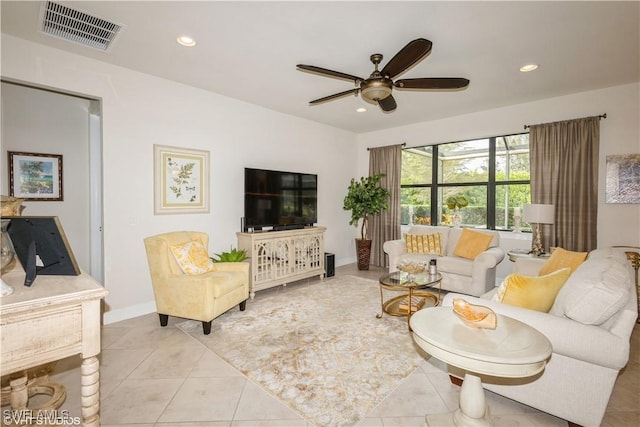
[237, 227, 326, 298]
[0, 264, 107, 426]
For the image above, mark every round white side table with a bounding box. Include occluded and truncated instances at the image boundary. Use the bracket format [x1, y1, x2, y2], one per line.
[410, 307, 552, 427]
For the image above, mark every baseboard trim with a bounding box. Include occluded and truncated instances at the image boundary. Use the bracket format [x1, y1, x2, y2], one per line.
[336, 256, 356, 267]
[103, 260, 359, 325]
[103, 300, 156, 325]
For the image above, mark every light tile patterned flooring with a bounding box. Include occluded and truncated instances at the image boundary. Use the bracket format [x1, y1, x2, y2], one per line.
[11, 264, 639, 426]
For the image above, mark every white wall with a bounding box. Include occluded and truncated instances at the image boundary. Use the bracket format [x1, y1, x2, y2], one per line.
[1, 82, 92, 272]
[1, 35, 360, 322]
[358, 83, 640, 256]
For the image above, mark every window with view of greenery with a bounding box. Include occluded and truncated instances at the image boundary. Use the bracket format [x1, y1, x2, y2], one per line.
[401, 133, 531, 231]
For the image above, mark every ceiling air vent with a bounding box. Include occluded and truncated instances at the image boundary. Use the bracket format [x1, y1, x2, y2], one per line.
[39, 1, 123, 51]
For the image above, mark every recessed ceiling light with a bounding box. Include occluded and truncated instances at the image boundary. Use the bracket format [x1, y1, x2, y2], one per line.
[177, 36, 196, 47]
[520, 64, 538, 72]
[356, 107, 367, 113]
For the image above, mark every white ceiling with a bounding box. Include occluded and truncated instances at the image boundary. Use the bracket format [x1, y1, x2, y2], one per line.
[2, 1, 638, 133]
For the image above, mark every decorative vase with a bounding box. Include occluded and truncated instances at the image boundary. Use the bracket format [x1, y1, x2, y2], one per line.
[356, 238, 372, 270]
[0, 196, 24, 216]
[1, 219, 16, 296]
[452, 208, 462, 227]
[513, 214, 522, 233]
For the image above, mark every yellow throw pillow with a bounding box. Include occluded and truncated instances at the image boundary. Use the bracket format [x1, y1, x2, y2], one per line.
[497, 267, 572, 312]
[453, 229, 494, 260]
[404, 232, 443, 255]
[170, 241, 216, 275]
[538, 247, 588, 276]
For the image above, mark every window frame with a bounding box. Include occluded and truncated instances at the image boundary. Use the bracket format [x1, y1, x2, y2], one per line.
[401, 133, 530, 230]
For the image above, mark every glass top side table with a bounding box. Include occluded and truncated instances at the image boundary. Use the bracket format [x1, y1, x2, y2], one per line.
[377, 271, 442, 330]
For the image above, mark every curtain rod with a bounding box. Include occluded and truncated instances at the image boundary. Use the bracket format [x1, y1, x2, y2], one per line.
[367, 142, 406, 151]
[524, 113, 606, 130]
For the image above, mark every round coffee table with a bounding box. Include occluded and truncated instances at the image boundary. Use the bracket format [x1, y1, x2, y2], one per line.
[377, 271, 442, 330]
[410, 306, 552, 427]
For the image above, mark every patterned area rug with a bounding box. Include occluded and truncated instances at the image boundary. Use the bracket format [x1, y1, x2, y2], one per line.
[177, 275, 425, 426]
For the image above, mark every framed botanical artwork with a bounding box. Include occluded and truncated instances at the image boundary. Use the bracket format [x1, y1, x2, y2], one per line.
[606, 154, 640, 204]
[8, 151, 63, 201]
[154, 144, 210, 214]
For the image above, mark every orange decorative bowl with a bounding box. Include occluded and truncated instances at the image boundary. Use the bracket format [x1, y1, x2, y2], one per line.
[452, 298, 498, 330]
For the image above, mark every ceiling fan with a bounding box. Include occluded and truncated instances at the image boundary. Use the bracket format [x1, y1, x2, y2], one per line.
[297, 38, 469, 112]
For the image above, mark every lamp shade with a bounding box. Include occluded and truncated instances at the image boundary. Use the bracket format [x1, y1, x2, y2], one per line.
[523, 203, 555, 224]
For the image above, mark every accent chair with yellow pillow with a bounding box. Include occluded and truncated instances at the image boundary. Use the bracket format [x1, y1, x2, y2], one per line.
[440, 248, 637, 427]
[383, 225, 505, 296]
[144, 231, 249, 334]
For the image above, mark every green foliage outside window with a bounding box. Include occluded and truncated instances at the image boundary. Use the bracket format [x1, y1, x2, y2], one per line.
[401, 134, 531, 229]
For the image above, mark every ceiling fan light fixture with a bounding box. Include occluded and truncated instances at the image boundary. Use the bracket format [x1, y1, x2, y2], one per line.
[360, 78, 393, 103]
[361, 86, 392, 102]
[520, 63, 538, 72]
[356, 107, 367, 113]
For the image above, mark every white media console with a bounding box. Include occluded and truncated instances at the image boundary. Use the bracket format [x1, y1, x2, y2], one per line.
[237, 226, 326, 298]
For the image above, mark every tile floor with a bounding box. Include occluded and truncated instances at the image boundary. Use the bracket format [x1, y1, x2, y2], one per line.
[7, 264, 639, 427]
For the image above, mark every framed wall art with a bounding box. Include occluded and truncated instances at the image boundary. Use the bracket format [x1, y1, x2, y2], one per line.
[154, 144, 210, 214]
[605, 154, 640, 203]
[8, 151, 63, 201]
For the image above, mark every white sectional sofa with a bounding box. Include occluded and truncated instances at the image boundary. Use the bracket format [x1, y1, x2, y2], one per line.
[441, 248, 637, 427]
[383, 225, 505, 297]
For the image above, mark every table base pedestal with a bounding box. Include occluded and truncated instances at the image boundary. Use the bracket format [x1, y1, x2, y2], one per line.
[426, 372, 493, 427]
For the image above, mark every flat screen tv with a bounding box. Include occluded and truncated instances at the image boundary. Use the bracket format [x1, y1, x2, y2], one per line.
[244, 167, 317, 231]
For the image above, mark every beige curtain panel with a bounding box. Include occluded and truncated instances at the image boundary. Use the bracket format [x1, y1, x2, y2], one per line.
[529, 116, 601, 252]
[368, 144, 402, 267]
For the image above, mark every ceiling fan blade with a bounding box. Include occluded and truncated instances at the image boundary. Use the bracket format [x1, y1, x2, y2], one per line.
[381, 38, 432, 79]
[395, 77, 470, 90]
[297, 64, 363, 83]
[378, 94, 397, 112]
[309, 88, 360, 105]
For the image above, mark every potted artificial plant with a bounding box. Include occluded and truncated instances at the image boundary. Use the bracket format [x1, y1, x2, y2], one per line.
[343, 173, 390, 270]
[446, 195, 468, 227]
[211, 247, 247, 263]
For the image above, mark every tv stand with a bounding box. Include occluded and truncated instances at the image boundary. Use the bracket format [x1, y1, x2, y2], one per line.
[237, 226, 326, 298]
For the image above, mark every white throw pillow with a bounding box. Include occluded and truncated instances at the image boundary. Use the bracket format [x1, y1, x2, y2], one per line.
[549, 255, 631, 325]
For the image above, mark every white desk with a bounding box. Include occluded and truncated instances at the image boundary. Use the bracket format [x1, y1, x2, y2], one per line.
[1, 264, 107, 426]
[410, 307, 551, 427]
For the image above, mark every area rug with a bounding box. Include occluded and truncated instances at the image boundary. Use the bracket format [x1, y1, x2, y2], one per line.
[176, 275, 425, 427]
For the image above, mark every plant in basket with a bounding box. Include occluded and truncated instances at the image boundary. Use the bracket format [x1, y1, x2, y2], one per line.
[343, 173, 390, 270]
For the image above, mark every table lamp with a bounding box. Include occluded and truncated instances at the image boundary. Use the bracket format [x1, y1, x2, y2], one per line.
[523, 204, 555, 256]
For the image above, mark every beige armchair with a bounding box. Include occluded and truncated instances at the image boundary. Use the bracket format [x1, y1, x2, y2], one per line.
[144, 231, 249, 334]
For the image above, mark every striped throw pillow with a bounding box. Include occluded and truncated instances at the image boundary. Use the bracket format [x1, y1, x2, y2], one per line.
[404, 233, 443, 256]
